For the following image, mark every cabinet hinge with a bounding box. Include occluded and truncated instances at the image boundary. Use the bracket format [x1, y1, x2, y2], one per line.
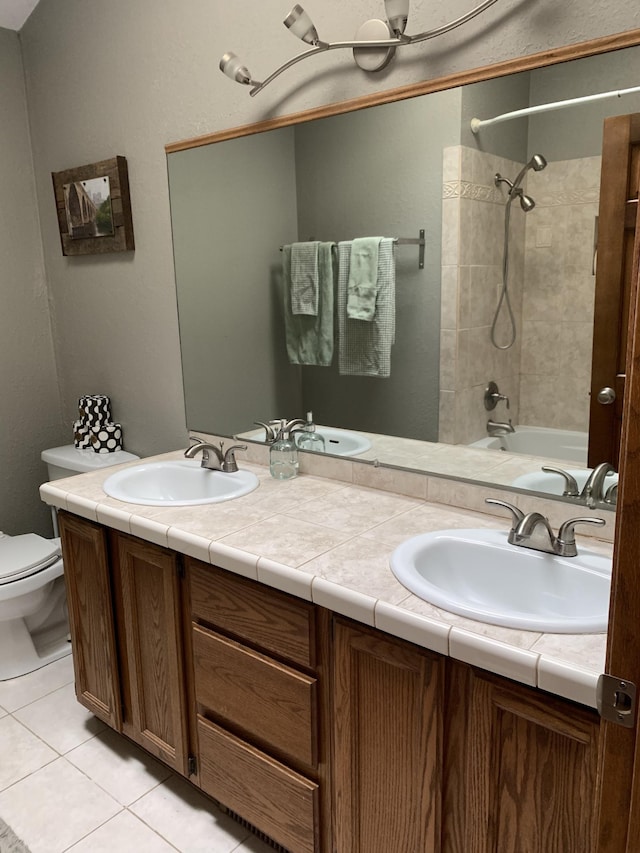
[597, 674, 637, 727]
[187, 754, 197, 776]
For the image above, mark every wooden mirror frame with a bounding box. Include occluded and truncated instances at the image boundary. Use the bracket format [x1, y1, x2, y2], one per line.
[167, 30, 640, 155]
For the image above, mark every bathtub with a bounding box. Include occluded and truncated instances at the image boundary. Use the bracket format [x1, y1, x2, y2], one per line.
[469, 425, 588, 464]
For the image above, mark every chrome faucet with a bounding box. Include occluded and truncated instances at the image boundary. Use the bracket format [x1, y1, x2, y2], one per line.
[580, 462, 617, 509]
[255, 417, 307, 442]
[486, 498, 605, 557]
[487, 419, 515, 437]
[184, 439, 247, 472]
[254, 420, 281, 443]
[538, 463, 617, 506]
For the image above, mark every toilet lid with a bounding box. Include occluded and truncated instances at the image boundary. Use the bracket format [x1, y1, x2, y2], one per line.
[0, 534, 62, 584]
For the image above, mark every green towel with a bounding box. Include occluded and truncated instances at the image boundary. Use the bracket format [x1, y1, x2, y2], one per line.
[290, 241, 319, 315]
[338, 238, 396, 378]
[284, 241, 335, 366]
[346, 236, 383, 321]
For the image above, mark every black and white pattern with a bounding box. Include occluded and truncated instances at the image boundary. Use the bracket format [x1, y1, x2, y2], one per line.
[72, 419, 93, 449]
[90, 422, 123, 453]
[74, 394, 124, 452]
[78, 394, 112, 426]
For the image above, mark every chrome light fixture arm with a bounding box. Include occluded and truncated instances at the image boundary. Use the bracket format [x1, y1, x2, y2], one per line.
[222, 0, 504, 97]
[404, 0, 501, 44]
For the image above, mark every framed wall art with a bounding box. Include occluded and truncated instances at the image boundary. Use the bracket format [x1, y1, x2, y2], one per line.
[51, 156, 135, 256]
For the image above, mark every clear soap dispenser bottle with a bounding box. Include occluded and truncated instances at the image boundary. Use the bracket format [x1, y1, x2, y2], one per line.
[269, 419, 299, 480]
[296, 411, 325, 453]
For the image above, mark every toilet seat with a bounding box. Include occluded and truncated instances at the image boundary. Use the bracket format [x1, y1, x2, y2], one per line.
[0, 535, 62, 585]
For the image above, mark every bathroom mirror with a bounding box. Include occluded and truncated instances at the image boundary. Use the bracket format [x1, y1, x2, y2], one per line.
[166, 35, 640, 504]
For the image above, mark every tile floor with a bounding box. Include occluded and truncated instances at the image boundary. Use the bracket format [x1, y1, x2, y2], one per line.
[0, 655, 273, 853]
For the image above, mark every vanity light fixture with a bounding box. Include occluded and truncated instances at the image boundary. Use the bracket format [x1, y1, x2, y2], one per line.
[220, 0, 503, 96]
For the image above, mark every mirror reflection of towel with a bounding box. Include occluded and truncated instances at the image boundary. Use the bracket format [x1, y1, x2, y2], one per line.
[338, 238, 396, 378]
[290, 241, 319, 315]
[346, 237, 383, 321]
[284, 242, 335, 366]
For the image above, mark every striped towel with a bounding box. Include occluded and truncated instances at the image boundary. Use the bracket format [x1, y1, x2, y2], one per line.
[338, 237, 396, 377]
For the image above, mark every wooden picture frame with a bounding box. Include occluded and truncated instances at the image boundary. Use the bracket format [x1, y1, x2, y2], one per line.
[51, 156, 135, 256]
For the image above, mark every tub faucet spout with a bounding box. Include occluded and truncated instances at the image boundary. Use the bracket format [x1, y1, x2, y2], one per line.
[487, 419, 515, 437]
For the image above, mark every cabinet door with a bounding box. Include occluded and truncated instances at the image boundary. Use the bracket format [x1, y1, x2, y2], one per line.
[112, 533, 189, 774]
[444, 662, 600, 853]
[58, 512, 122, 729]
[332, 618, 443, 853]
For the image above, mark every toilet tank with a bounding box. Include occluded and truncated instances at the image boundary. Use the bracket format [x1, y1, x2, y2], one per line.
[41, 444, 140, 480]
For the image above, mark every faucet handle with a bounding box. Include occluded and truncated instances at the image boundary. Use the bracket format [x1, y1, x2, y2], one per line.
[541, 466, 580, 497]
[254, 421, 279, 443]
[556, 516, 606, 557]
[485, 498, 525, 542]
[222, 443, 247, 473]
[604, 482, 618, 505]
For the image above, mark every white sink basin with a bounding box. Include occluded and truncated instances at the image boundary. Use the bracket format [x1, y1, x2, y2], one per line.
[103, 460, 259, 506]
[298, 427, 372, 457]
[511, 468, 618, 497]
[390, 529, 611, 633]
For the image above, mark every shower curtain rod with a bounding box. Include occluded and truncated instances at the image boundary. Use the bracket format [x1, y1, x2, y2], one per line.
[279, 230, 426, 269]
[470, 85, 640, 134]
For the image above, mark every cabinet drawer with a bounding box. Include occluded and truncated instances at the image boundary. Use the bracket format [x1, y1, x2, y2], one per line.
[193, 624, 317, 767]
[188, 558, 315, 668]
[198, 716, 318, 853]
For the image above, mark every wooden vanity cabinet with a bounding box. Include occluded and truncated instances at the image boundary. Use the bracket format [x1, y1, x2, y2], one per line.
[58, 511, 190, 775]
[331, 619, 601, 853]
[59, 512, 602, 853]
[186, 557, 331, 853]
[109, 530, 189, 774]
[443, 662, 600, 853]
[58, 511, 122, 729]
[332, 618, 444, 853]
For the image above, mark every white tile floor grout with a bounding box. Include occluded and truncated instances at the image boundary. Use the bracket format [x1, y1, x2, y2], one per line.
[0, 655, 273, 853]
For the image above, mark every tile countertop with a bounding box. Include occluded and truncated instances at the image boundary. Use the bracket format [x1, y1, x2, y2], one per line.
[39, 449, 614, 711]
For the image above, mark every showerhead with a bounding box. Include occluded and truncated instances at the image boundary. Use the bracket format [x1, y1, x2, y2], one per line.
[529, 153, 547, 172]
[511, 153, 548, 192]
[519, 194, 536, 212]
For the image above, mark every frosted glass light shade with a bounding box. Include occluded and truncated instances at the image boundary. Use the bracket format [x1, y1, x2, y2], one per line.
[219, 52, 252, 85]
[283, 5, 320, 45]
[384, 0, 410, 34]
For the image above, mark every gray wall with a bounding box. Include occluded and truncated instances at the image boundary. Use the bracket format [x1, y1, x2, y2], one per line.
[461, 72, 531, 161]
[168, 128, 302, 434]
[5, 0, 640, 533]
[0, 27, 65, 536]
[295, 92, 461, 440]
[528, 50, 640, 159]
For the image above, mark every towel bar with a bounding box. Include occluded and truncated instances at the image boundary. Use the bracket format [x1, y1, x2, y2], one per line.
[279, 229, 425, 269]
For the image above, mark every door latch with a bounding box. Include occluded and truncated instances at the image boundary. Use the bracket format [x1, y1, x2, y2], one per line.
[597, 674, 637, 727]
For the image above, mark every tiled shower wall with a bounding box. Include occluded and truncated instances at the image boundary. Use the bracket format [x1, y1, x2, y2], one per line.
[518, 156, 600, 431]
[439, 146, 525, 445]
[439, 147, 600, 444]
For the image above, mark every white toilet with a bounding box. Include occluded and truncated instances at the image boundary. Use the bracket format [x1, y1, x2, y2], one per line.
[0, 444, 139, 681]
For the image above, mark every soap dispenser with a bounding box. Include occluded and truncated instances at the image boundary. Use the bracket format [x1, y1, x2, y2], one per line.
[269, 419, 299, 480]
[296, 411, 325, 453]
